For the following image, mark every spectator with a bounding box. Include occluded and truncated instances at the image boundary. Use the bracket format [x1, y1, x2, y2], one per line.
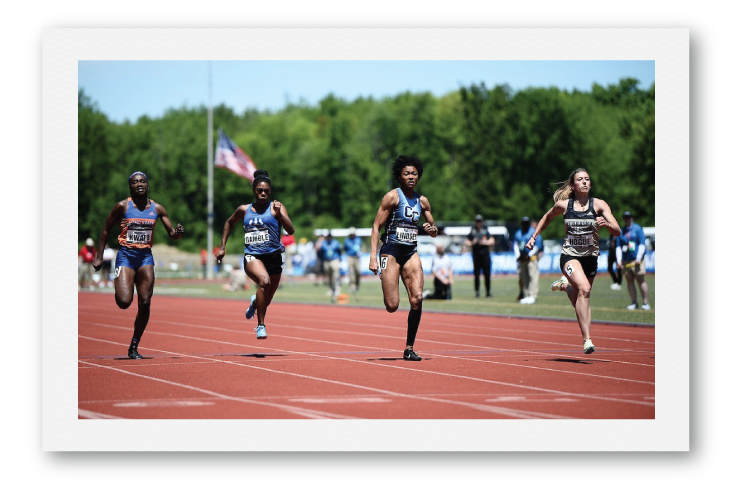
[316, 231, 342, 302]
[78, 238, 96, 290]
[222, 264, 249, 292]
[465, 214, 494, 298]
[101, 244, 116, 288]
[281, 229, 297, 285]
[607, 234, 622, 290]
[200, 248, 208, 278]
[514, 217, 542, 304]
[426, 244, 453, 300]
[616, 211, 651, 310]
[344, 227, 362, 292]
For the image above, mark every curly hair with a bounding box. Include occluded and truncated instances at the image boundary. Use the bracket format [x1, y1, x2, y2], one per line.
[253, 169, 272, 189]
[392, 155, 423, 184]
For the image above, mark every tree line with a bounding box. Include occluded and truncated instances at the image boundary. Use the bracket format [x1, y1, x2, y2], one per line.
[78, 78, 655, 253]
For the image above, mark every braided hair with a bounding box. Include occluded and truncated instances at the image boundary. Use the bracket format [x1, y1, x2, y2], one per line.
[392, 155, 423, 185]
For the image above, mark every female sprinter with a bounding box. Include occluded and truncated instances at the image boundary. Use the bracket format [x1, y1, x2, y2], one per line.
[92, 172, 185, 359]
[369, 155, 438, 361]
[215, 170, 295, 340]
[525, 168, 620, 354]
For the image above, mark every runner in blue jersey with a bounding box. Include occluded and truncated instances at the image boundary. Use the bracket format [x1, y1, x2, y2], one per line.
[215, 170, 295, 340]
[369, 155, 438, 361]
[525, 168, 620, 354]
[92, 172, 185, 359]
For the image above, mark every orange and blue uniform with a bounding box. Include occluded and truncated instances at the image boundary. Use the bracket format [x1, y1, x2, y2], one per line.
[115, 198, 158, 272]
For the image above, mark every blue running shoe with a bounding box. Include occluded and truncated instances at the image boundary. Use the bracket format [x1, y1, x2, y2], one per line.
[245, 294, 257, 320]
[255, 325, 267, 340]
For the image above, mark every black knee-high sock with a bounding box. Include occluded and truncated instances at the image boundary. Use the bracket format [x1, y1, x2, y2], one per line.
[407, 308, 422, 347]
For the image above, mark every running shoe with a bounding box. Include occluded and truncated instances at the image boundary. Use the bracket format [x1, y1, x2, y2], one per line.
[403, 348, 422, 361]
[245, 294, 257, 320]
[255, 325, 267, 340]
[520, 297, 536, 304]
[128, 346, 143, 359]
[627, 303, 638, 310]
[551, 276, 569, 292]
[610, 283, 622, 290]
[641, 303, 651, 311]
[583, 339, 595, 354]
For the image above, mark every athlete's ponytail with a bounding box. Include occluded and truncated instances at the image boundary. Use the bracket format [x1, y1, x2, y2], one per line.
[552, 168, 588, 202]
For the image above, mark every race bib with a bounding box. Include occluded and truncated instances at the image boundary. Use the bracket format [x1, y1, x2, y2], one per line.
[565, 235, 594, 247]
[245, 230, 269, 245]
[126, 229, 152, 244]
[396, 227, 417, 243]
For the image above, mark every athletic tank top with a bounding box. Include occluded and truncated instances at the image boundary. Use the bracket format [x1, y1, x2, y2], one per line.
[381, 188, 422, 247]
[243, 202, 283, 255]
[561, 197, 600, 257]
[118, 198, 158, 249]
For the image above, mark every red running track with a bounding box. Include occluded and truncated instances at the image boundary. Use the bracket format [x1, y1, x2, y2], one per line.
[78, 293, 655, 419]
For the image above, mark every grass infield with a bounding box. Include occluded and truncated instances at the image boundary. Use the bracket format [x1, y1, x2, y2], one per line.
[133, 272, 655, 325]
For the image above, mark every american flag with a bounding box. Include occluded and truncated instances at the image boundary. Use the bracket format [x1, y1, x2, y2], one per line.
[214, 129, 257, 182]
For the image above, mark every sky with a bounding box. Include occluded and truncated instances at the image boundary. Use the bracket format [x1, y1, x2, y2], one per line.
[78, 60, 655, 123]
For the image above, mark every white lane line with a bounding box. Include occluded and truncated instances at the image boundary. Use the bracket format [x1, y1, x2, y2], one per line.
[123, 317, 655, 384]
[78, 357, 358, 420]
[78, 408, 126, 419]
[80, 392, 653, 405]
[80, 305, 656, 346]
[79, 325, 653, 409]
[79, 334, 568, 419]
[81, 309, 655, 368]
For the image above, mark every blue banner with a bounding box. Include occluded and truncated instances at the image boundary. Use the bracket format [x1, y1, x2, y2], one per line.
[287, 251, 655, 276]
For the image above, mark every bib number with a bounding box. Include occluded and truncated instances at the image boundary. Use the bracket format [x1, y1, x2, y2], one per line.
[245, 230, 269, 245]
[126, 230, 152, 244]
[396, 227, 417, 243]
[380, 256, 388, 270]
[565, 235, 594, 247]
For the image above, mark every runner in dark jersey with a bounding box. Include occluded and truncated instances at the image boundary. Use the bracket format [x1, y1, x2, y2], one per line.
[369, 155, 438, 361]
[92, 172, 185, 359]
[525, 168, 620, 354]
[215, 170, 294, 340]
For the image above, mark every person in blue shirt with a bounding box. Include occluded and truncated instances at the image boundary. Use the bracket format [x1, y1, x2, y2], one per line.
[316, 231, 343, 302]
[369, 155, 438, 361]
[344, 227, 362, 292]
[215, 170, 295, 340]
[616, 211, 651, 311]
[514, 216, 542, 304]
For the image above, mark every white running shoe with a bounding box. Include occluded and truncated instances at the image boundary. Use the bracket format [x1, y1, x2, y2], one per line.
[641, 303, 651, 311]
[583, 339, 595, 354]
[520, 297, 536, 304]
[610, 283, 622, 290]
[627, 303, 638, 310]
[551, 277, 569, 292]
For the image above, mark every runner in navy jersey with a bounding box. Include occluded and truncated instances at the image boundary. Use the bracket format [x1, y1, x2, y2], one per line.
[369, 155, 438, 361]
[92, 172, 185, 359]
[215, 170, 295, 340]
[525, 168, 620, 354]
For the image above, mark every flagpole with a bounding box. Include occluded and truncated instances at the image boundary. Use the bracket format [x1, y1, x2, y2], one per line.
[207, 61, 214, 280]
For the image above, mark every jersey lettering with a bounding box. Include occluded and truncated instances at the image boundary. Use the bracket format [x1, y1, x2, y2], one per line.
[565, 235, 594, 247]
[126, 229, 152, 244]
[396, 227, 418, 243]
[245, 230, 270, 245]
[403, 206, 420, 223]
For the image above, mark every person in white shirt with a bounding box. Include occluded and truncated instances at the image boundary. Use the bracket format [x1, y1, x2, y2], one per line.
[426, 244, 453, 300]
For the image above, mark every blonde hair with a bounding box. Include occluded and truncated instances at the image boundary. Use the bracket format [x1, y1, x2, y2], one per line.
[553, 168, 589, 202]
